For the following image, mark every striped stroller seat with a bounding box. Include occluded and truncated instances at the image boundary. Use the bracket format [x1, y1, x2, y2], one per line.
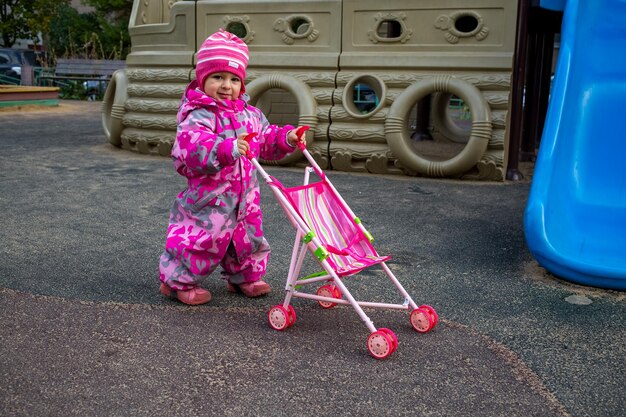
[274, 178, 391, 277]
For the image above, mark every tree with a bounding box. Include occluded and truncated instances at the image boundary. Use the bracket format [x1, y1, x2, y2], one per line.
[47, 0, 132, 59]
[0, 0, 70, 48]
[47, 4, 100, 58]
[82, 0, 133, 20]
[81, 0, 133, 58]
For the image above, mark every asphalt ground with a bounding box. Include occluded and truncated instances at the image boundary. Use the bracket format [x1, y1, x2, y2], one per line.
[0, 101, 624, 417]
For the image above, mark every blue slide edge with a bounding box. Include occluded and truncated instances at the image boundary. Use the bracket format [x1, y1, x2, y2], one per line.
[523, 0, 626, 290]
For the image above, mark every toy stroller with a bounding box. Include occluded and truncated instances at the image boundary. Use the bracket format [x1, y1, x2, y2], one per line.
[245, 127, 438, 359]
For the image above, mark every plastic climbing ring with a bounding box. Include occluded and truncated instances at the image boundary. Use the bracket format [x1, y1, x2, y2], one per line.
[431, 92, 471, 144]
[367, 330, 395, 359]
[316, 284, 342, 309]
[410, 307, 435, 333]
[268, 305, 290, 331]
[101, 69, 128, 147]
[385, 75, 492, 177]
[246, 74, 318, 165]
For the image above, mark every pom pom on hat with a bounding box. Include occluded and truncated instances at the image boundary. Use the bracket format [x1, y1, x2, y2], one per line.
[195, 29, 249, 95]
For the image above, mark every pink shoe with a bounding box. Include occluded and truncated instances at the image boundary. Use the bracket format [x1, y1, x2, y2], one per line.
[160, 283, 211, 305]
[227, 280, 271, 297]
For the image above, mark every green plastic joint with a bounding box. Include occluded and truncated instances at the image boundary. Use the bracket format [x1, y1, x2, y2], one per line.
[354, 217, 373, 242]
[303, 271, 327, 279]
[302, 231, 315, 243]
[314, 246, 330, 261]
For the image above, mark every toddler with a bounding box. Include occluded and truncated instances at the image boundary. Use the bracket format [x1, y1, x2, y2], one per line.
[159, 29, 304, 305]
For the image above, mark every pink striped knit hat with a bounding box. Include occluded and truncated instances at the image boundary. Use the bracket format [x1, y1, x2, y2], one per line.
[196, 29, 249, 96]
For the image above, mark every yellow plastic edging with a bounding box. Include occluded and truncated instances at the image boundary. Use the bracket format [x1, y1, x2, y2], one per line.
[101, 69, 128, 147]
[385, 75, 492, 177]
[0, 86, 59, 93]
[246, 74, 318, 166]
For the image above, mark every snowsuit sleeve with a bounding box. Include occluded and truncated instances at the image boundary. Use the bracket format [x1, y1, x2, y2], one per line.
[256, 111, 295, 161]
[172, 107, 238, 177]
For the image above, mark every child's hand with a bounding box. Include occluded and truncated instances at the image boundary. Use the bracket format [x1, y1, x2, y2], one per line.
[288, 127, 307, 147]
[236, 132, 251, 157]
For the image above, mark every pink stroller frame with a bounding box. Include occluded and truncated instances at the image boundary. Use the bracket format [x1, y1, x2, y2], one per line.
[247, 128, 438, 359]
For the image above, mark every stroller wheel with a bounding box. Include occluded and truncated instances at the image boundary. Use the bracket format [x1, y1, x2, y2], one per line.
[268, 305, 290, 331]
[316, 285, 341, 309]
[419, 304, 439, 328]
[367, 331, 395, 359]
[377, 328, 398, 353]
[410, 307, 435, 333]
[287, 305, 297, 327]
[332, 285, 342, 299]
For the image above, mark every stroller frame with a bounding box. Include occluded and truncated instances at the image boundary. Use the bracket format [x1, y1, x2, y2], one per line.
[249, 132, 437, 359]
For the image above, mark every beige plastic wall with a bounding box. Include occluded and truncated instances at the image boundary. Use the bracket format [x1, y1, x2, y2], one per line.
[103, 0, 195, 155]
[103, 0, 517, 180]
[332, 0, 515, 179]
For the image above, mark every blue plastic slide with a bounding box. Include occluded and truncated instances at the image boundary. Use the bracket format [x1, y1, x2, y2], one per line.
[524, 0, 626, 290]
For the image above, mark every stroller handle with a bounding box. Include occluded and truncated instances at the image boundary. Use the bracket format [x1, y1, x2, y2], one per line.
[243, 132, 258, 159]
[294, 125, 310, 151]
[243, 125, 309, 160]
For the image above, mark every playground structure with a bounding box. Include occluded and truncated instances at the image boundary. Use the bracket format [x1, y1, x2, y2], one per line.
[102, 0, 518, 180]
[100, 0, 626, 292]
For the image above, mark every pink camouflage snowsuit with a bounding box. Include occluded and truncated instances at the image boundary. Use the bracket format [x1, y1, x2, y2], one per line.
[159, 80, 295, 290]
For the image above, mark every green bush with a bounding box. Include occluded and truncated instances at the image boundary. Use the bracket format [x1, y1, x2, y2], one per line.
[47, 2, 131, 61]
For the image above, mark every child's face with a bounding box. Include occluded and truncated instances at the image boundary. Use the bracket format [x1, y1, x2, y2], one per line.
[203, 72, 242, 101]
